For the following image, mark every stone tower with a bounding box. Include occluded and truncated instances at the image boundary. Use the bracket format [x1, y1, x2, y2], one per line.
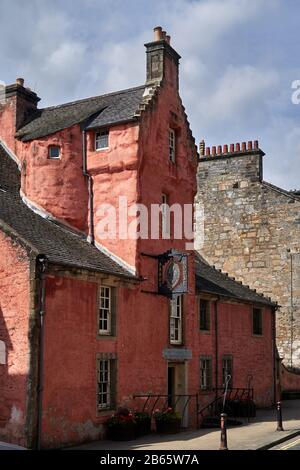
[196, 140, 300, 368]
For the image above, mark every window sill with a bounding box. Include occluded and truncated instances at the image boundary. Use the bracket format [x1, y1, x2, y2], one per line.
[199, 329, 211, 334]
[252, 333, 263, 338]
[96, 147, 109, 152]
[97, 334, 116, 339]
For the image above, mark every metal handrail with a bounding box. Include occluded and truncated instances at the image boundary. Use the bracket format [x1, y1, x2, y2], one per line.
[133, 394, 199, 427]
[198, 386, 254, 424]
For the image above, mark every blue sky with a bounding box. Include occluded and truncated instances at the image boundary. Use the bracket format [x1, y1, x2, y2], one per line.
[0, 0, 299, 189]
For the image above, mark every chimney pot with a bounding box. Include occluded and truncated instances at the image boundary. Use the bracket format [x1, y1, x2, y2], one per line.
[166, 35, 171, 44]
[230, 144, 234, 152]
[235, 143, 240, 152]
[217, 145, 222, 155]
[16, 78, 24, 87]
[241, 142, 246, 151]
[248, 141, 253, 150]
[223, 144, 228, 153]
[205, 147, 210, 156]
[162, 30, 167, 40]
[212, 146, 216, 156]
[153, 26, 163, 41]
[199, 139, 205, 156]
[254, 140, 259, 149]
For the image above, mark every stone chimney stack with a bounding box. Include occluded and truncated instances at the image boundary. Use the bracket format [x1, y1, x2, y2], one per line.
[0, 78, 40, 151]
[145, 26, 181, 89]
[3, 78, 40, 131]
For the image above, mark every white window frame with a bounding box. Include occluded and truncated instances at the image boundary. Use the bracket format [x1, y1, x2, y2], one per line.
[222, 356, 233, 387]
[97, 359, 111, 409]
[170, 295, 183, 345]
[200, 357, 212, 390]
[99, 286, 112, 335]
[48, 145, 61, 159]
[161, 193, 169, 238]
[169, 128, 176, 163]
[95, 130, 109, 151]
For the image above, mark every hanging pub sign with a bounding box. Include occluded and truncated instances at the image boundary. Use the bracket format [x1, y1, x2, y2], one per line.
[158, 249, 189, 299]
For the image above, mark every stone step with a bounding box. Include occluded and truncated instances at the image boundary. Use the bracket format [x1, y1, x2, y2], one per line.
[282, 390, 300, 400]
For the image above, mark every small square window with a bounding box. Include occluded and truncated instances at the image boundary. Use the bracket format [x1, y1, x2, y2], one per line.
[253, 308, 263, 335]
[95, 130, 109, 150]
[48, 145, 60, 159]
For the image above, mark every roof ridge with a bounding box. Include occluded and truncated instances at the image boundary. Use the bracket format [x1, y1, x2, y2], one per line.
[40, 85, 145, 112]
[262, 180, 300, 201]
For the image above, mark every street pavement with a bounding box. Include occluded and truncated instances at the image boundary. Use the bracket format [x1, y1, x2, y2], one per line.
[271, 435, 300, 450]
[67, 399, 300, 451]
[1, 400, 299, 451]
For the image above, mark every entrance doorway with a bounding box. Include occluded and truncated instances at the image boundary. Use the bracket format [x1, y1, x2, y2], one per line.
[167, 362, 188, 427]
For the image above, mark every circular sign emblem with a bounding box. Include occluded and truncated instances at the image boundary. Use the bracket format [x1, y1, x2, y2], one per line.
[166, 261, 181, 290]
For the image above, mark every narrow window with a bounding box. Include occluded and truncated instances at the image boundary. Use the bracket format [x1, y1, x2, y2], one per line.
[199, 299, 210, 331]
[253, 308, 263, 335]
[98, 286, 115, 335]
[222, 355, 233, 387]
[170, 295, 183, 345]
[161, 193, 169, 238]
[200, 356, 212, 390]
[95, 130, 109, 150]
[97, 358, 116, 410]
[169, 129, 176, 163]
[48, 145, 60, 159]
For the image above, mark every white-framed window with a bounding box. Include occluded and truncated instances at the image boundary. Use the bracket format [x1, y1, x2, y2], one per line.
[99, 286, 112, 335]
[222, 355, 233, 388]
[169, 128, 176, 163]
[48, 145, 60, 159]
[161, 193, 169, 238]
[97, 358, 116, 410]
[95, 130, 109, 150]
[170, 295, 183, 344]
[200, 356, 212, 390]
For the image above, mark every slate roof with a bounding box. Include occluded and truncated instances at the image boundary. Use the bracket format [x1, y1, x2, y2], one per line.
[16, 86, 145, 142]
[195, 254, 276, 307]
[0, 144, 136, 279]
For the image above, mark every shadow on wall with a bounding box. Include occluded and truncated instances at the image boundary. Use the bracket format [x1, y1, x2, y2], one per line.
[0, 304, 26, 446]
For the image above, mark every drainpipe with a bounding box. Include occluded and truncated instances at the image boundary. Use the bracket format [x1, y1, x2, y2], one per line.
[214, 298, 219, 401]
[272, 306, 278, 404]
[36, 254, 47, 450]
[82, 129, 95, 245]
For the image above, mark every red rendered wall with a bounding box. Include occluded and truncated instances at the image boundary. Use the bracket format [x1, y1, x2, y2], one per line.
[41, 273, 275, 448]
[0, 232, 30, 446]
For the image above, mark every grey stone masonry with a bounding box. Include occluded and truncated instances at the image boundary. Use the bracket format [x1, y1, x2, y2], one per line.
[196, 141, 300, 367]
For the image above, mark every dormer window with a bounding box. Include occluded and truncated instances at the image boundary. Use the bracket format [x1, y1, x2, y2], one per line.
[48, 145, 60, 159]
[169, 129, 176, 163]
[96, 130, 109, 150]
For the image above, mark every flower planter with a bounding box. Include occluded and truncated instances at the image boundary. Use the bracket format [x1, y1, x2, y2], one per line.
[136, 417, 152, 436]
[107, 422, 137, 441]
[155, 418, 181, 434]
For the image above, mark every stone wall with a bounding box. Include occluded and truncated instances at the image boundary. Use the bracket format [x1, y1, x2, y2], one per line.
[196, 144, 300, 367]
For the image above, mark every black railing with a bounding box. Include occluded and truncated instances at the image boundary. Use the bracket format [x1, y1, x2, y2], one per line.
[133, 394, 199, 427]
[198, 387, 254, 425]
